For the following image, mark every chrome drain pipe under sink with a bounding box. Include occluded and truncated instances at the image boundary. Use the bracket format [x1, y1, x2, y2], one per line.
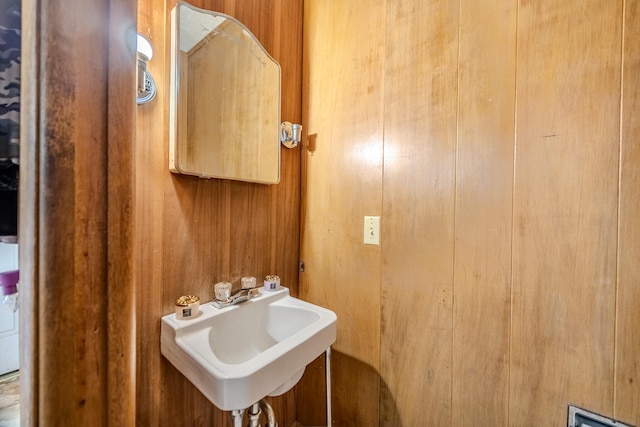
[230, 399, 277, 427]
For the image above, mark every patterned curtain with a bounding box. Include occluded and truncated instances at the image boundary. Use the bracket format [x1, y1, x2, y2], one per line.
[0, 0, 20, 241]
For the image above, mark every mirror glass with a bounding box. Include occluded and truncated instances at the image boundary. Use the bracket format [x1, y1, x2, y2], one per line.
[169, 2, 281, 184]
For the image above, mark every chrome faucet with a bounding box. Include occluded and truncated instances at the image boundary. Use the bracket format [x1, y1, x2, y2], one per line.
[212, 287, 260, 308]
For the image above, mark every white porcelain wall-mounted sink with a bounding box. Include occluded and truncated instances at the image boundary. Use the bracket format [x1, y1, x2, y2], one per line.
[160, 287, 337, 411]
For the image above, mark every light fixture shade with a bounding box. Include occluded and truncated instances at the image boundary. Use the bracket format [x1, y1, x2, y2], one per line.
[137, 34, 153, 61]
[136, 34, 156, 104]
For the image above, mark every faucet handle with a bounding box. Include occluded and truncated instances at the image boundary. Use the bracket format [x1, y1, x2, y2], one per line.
[214, 282, 232, 301]
[241, 276, 257, 289]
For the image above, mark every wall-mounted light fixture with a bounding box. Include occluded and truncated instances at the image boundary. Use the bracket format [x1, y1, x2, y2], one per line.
[137, 34, 156, 104]
[280, 121, 302, 148]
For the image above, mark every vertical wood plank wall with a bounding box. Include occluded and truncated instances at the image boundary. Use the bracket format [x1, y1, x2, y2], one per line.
[616, 0, 640, 421]
[135, 0, 302, 425]
[298, 0, 385, 425]
[452, 0, 516, 424]
[20, 0, 137, 425]
[382, 0, 458, 425]
[301, 0, 640, 426]
[511, 1, 621, 424]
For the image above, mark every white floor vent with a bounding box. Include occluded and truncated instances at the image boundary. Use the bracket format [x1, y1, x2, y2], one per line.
[568, 405, 635, 427]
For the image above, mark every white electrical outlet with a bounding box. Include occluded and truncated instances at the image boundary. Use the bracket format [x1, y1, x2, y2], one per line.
[364, 216, 380, 245]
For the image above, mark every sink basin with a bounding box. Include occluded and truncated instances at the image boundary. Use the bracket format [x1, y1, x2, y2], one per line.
[161, 287, 337, 411]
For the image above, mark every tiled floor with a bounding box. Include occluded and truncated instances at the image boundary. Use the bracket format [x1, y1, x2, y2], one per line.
[0, 371, 19, 427]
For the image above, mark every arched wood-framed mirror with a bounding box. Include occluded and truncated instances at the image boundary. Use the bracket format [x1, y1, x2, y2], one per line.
[169, 1, 281, 184]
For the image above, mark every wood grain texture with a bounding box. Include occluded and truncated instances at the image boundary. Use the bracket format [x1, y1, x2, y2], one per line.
[452, 0, 516, 424]
[20, 0, 640, 425]
[135, 0, 302, 425]
[43, 1, 110, 419]
[380, 0, 459, 425]
[615, 0, 640, 423]
[301, 1, 639, 426]
[38, 0, 110, 424]
[299, 0, 385, 424]
[510, 0, 622, 424]
[107, 0, 137, 425]
[20, 0, 137, 425]
[135, 0, 167, 425]
[293, 354, 326, 425]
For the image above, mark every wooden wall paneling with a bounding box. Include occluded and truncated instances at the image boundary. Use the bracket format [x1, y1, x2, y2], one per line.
[228, 183, 274, 280]
[159, 358, 217, 426]
[160, 177, 238, 427]
[305, 0, 384, 368]
[293, 354, 326, 424]
[299, 0, 335, 313]
[381, 0, 459, 425]
[43, 2, 111, 422]
[615, 0, 640, 423]
[30, 1, 108, 425]
[272, 0, 303, 297]
[297, 4, 338, 424]
[452, 0, 516, 425]
[299, 1, 640, 426]
[107, 0, 137, 424]
[510, 1, 622, 424]
[299, 0, 385, 425]
[20, 0, 138, 424]
[136, 0, 168, 425]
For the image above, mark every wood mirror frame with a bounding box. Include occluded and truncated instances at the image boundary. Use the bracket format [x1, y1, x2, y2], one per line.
[169, 2, 281, 184]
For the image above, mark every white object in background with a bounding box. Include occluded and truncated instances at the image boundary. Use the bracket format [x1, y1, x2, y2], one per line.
[0, 243, 19, 375]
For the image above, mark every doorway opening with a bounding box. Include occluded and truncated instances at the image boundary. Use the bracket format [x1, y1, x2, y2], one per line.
[0, 242, 19, 426]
